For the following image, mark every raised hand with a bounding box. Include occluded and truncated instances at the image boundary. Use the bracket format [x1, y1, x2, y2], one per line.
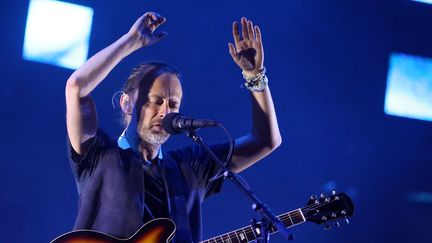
[128, 12, 167, 47]
[228, 17, 264, 76]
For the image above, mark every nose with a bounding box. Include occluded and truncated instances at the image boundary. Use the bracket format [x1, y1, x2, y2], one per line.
[158, 101, 170, 118]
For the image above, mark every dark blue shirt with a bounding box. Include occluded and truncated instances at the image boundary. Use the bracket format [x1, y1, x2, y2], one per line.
[68, 129, 230, 242]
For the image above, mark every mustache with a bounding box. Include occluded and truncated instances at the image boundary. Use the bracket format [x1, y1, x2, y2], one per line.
[153, 119, 164, 124]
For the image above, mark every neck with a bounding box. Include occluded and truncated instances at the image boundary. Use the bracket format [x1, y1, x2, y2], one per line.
[138, 141, 160, 162]
[124, 128, 160, 162]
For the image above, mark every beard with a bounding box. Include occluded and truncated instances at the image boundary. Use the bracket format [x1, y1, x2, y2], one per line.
[140, 127, 170, 145]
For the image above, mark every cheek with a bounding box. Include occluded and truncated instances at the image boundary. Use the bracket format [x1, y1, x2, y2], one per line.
[139, 107, 157, 124]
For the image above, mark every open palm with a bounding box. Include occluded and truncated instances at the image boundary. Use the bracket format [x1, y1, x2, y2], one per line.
[228, 17, 264, 76]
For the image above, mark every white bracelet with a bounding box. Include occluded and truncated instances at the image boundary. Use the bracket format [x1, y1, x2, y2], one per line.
[241, 67, 268, 92]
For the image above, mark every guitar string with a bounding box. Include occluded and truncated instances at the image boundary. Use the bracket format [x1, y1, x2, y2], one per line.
[302, 198, 347, 213]
[204, 202, 340, 243]
[206, 214, 310, 243]
[203, 212, 304, 243]
[203, 198, 348, 243]
[207, 207, 344, 243]
[208, 211, 314, 243]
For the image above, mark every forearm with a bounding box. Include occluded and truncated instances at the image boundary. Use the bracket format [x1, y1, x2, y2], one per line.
[67, 33, 141, 97]
[249, 85, 281, 148]
[230, 84, 281, 173]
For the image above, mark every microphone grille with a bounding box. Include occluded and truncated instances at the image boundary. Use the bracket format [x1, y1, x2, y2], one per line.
[162, 112, 182, 135]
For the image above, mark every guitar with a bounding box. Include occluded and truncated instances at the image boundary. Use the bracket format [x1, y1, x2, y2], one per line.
[51, 191, 354, 243]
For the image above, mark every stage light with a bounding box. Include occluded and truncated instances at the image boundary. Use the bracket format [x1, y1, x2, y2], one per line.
[384, 53, 432, 122]
[23, 0, 94, 69]
[407, 192, 432, 203]
[412, 0, 432, 4]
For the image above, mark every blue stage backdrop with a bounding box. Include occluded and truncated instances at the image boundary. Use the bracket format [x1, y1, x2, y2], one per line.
[0, 0, 431, 242]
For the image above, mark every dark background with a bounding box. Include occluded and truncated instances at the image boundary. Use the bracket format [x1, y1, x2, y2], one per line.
[0, 0, 431, 242]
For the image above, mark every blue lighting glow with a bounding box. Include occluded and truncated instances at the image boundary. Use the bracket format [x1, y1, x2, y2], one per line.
[412, 0, 432, 4]
[384, 53, 432, 122]
[407, 192, 432, 203]
[23, 0, 93, 69]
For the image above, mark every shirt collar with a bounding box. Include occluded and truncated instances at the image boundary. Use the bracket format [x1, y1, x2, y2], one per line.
[117, 130, 163, 161]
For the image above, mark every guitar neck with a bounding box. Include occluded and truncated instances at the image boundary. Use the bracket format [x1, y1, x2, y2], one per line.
[201, 208, 305, 243]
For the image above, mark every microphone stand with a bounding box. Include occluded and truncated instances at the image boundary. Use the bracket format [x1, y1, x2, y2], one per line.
[187, 129, 293, 242]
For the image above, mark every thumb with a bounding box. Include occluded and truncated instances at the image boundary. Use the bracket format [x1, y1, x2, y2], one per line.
[154, 31, 168, 41]
[228, 43, 240, 63]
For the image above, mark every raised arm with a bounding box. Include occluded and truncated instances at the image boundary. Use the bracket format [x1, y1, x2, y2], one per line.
[228, 17, 282, 173]
[66, 12, 167, 155]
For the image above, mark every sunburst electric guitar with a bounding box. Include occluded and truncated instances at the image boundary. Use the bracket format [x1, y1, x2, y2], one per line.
[51, 192, 354, 243]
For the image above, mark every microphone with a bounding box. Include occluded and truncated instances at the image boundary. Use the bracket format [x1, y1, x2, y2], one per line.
[162, 113, 220, 134]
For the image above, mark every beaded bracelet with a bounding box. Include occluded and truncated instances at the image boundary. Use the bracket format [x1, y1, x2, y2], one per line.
[241, 67, 268, 92]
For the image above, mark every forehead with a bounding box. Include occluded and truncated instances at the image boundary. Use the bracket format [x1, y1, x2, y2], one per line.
[147, 73, 183, 100]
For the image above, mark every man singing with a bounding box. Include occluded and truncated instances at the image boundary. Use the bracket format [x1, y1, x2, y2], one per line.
[65, 11, 281, 242]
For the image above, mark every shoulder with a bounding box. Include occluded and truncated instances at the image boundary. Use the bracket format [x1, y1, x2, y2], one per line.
[68, 128, 118, 169]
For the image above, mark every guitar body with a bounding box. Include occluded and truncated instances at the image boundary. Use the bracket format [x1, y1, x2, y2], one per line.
[51, 218, 176, 243]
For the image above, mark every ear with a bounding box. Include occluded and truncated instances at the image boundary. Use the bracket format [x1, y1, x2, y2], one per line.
[120, 93, 133, 115]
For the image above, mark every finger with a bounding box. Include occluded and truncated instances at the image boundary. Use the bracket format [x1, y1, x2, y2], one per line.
[144, 12, 153, 23]
[148, 31, 168, 46]
[151, 12, 166, 24]
[145, 12, 163, 28]
[150, 12, 159, 22]
[136, 13, 147, 24]
[247, 20, 255, 40]
[143, 13, 154, 31]
[232, 21, 240, 47]
[133, 13, 149, 29]
[154, 31, 168, 41]
[149, 18, 166, 31]
[241, 17, 249, 40]
[228, 43, 240, 62]
[149, 22, 160, 31]
[255, 25, 262, 44]
[146, 13, 166, 33]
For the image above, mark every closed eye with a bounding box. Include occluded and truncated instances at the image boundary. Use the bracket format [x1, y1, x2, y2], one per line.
[169, 100, 180, 109]
[148, 97, 164, 106]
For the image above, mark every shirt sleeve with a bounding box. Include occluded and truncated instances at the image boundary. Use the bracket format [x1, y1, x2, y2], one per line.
[67, 129, 113, 193]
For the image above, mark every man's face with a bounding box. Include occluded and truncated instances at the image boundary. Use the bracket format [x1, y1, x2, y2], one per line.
[135, 72, 182, 145]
